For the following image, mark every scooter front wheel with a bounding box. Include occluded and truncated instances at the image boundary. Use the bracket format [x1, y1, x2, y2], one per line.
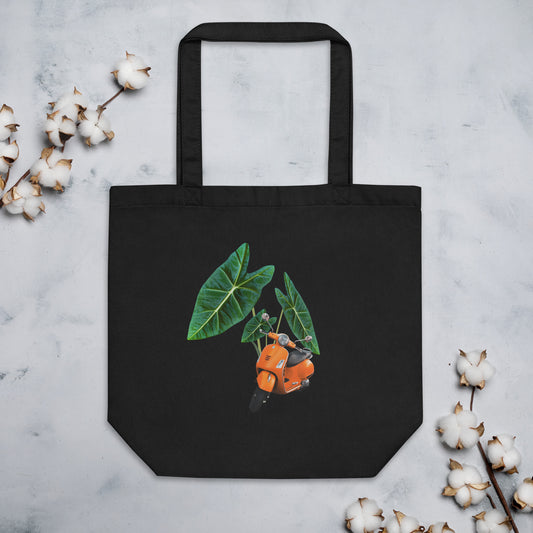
[249, 386, 270, 413]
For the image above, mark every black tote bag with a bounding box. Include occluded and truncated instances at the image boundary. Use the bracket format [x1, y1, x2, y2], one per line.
[108, 22, 422, 478]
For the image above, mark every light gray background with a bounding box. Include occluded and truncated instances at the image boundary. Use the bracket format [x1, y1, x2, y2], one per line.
[1, 1, 532, 531]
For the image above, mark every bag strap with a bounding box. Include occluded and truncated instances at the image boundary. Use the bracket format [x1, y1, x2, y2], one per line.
[177, 22, 353, 187]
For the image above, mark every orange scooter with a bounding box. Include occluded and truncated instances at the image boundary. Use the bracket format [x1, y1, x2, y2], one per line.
[249, 329, 314, 413]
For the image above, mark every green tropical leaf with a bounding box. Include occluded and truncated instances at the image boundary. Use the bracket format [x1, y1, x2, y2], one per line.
[187, 243, 275, 341]
[275, 273, 320, 354]
[241, 309, 277, 343]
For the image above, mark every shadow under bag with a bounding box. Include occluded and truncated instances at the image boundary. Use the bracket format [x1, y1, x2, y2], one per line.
[108, 22, 422, 478]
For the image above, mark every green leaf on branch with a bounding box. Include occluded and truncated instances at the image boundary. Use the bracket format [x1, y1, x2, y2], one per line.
[275, 273, 320, 354]
[187, 243, 275, 341]
[241, 308, 277, 343]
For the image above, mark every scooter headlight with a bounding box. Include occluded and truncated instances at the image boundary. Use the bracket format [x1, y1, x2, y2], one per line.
[277, 334, 289, 346]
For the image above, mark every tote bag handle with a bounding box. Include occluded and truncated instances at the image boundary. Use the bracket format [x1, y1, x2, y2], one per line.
[177, 22, 353, 187]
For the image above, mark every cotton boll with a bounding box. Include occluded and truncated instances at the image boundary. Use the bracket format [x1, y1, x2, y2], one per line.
[513, 477, 533, 512]
[44, 111, 76, 147]
[78, 109, 114, 146]
[30, 157, 54, 187]
[54, 164, 71, 187]
[457, 349, 495, 389]
[23, 195, 44, 218]
[448, 468, 469, 489]
[3, 185, 26, 214]
[437, 403, 484, 449]
[50, 87, 88, 121]
[438, 416, 461, 448]
[465, 365, 483, 385]
[463, 465, 490, 505]
[454, 486, 474, 507]
[0, 140, 19, 172]
[4, 198, 24, 214]
[345, 498, 384, 532]
[358, 500, 384, 531]
[456, 409, 478, 429]
[112, 52, 151, 90]
[459, 427, 483, 449]
[30, 147, 72, 191]
[46, 149, 72, 187]
[487, 434, 521, 474]
[0, 140, 19, 160]
[474, 510, 511, 533]
[470, 487, 488, 506]
[443, 460, 490, 509]
[30, 159, 53, 186]
[428, 522, 455, 532]
[0, 104, 19, 141]
[399, 516, 423, 532]
[381, 510, 424, 533]
[16, 181, 37, 197]
[2, 180, 44, 220]
[46, 146, 67, 167]
[2, 180, 34, 213]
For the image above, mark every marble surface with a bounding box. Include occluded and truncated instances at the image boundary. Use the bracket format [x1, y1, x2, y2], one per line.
[1, 0, 533, 531]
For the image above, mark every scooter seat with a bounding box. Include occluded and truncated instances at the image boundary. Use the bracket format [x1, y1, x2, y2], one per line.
[286, 349, 312, 367]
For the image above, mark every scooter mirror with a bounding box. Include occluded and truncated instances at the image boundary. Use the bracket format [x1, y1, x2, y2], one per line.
[295, 335, 313, 343]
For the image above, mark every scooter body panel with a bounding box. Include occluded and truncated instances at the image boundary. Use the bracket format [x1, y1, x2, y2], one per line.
[256, 343, 287, 394]
[283, 359, 314, 393]
[255, 340, 314, 395]
[256, 370, 276, 393]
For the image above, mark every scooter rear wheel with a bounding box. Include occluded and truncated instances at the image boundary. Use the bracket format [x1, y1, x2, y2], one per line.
[249, 386, 270, 413]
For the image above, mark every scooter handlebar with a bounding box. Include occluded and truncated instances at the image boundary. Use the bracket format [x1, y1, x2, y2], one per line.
[260, 330, 296, 349]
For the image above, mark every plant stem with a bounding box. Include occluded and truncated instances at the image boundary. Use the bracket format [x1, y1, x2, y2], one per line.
[471, 387, 520, 533]
[14, 169, 29, 187]
[100, 87, 124, 109]
[251, 307, 262, 354]
[477, 442, 519, 532]
[487, 493, 497, 509]
[276, 309, 284, 334]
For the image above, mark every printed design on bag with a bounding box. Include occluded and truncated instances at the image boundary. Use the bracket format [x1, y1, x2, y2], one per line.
[187, 243, 320, 413]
